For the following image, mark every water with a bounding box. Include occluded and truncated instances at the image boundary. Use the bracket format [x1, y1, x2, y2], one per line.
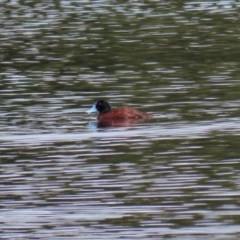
[1, 1, 240, 239]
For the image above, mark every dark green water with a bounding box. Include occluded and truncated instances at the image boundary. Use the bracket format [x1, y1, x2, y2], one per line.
[1, 1, 240, 239]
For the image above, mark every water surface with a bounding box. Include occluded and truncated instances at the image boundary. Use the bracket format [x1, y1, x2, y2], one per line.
[1, 1, 240, 239]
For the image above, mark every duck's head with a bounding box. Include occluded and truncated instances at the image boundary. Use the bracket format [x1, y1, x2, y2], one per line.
[87, 99, 111, 114]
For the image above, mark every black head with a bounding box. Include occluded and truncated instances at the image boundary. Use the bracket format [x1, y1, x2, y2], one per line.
[95, 99, 111, 113]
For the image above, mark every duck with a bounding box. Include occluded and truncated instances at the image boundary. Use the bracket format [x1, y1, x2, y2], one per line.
[87, 99, 151, 127]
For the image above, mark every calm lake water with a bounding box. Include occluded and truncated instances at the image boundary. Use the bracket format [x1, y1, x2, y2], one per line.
[1, 1, 240, 239]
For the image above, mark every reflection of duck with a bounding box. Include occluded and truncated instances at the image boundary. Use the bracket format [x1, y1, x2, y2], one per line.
[87, 99, 151, 127]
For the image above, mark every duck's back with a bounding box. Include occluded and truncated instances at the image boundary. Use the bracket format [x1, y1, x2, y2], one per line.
[98, 107, 150, 121]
